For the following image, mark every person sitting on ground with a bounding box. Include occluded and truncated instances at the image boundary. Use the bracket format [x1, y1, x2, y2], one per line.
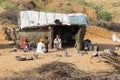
[44, 37, 49, 53]
[21, 36, 32, 52]
[34, 38, 46, 59]
[112, 32, 120, 42]
[24, 40, 32, 52]
[21, 36, 28, 48]
[36, 38, 46, 54]
[84, 39, 92, 51]
[54, 34, 62, 50]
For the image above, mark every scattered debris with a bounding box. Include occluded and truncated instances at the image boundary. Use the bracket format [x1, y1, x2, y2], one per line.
[33, 54, 38, 59]
[10, 49, 17, 52]
[103, 48, 118, 56]
[99, 54, 120, 73]
[56, 54, 62, 57]
[27, 56, 33, 60]
[80, 50, 88, 56]
[63, 50, 68, 57]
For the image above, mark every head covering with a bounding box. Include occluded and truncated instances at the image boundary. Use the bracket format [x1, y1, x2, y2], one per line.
[40, 38, 45, 42]
[56, 34, 60, 38]
[23, 37, 27, 41]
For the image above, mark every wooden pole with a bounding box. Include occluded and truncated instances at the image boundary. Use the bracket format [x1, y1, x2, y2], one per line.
[76, 25, 86, 52]
[79, 25, 86, 50]
[49, 26, 53, 49]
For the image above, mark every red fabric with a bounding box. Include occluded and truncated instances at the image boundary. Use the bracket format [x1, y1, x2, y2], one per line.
[21, 37, 28, 48]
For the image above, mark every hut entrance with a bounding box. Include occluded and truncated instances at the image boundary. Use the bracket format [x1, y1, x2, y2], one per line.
[53, 25, 80, 48]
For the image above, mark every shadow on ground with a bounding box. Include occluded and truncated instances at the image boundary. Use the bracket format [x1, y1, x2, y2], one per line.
[0, 43, 15, 49]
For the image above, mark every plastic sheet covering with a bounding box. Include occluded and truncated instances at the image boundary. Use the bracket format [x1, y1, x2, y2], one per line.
[19, 11, 88, 29]
[69, 14, 88, 26]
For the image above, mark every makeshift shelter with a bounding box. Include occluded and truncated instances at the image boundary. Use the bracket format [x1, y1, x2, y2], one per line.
[16, 11, 88, 51]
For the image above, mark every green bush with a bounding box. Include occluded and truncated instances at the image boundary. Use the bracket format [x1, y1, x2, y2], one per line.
[98, 10, 112, 21]
[0, 1, 17, 9]
[36, 2, 45, 11]
[44, 7, 56, 12]
[68, 0, 85, 5]
[61, 5, 73, 13]
[88, 16, 94, 21]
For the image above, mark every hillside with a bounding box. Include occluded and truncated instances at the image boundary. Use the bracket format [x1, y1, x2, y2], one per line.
[86, 0, 120, 23]
[0, 0, 119, 29]
[0, 0, 119, 26]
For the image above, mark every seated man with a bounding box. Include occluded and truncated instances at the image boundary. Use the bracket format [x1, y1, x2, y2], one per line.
[34, 38, 46, 59]
[54, 34, 62, 50]
[36, 38, 46, 54]
[84, 39, 92, 51]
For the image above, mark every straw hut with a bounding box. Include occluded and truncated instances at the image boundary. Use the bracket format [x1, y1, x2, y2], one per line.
[16, 11, 88, 51]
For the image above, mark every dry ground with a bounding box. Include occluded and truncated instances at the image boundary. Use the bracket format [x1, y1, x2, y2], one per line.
[0, 26, 120, 78]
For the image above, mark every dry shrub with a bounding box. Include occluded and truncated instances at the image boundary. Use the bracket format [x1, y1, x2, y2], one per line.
[36, 61, 89, 80]
[0, 61, 90, 80]
[1, 61, 120, 80]
[100, 54, 120, 73]
[23, 1, 36, 10]
[0, 9, 18, 25]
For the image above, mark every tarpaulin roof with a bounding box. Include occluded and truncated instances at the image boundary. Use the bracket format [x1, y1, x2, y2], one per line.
[19, 11, 88, 29]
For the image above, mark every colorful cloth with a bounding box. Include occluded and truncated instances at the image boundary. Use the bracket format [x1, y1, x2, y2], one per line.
[21, 37, 28, 48]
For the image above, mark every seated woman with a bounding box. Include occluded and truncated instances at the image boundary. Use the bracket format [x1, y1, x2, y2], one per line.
[21, 37, 28, 48]
[53, 34, 62, 50]
[36, 38, 46, 54]
[21, 36, 32, 52]
[84, 39, 92, 51]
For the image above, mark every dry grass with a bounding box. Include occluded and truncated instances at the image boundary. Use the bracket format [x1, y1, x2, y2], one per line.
[99, 54, 120, 73]
[86, 0, 120, 23]
[1, 61, 120, 80]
